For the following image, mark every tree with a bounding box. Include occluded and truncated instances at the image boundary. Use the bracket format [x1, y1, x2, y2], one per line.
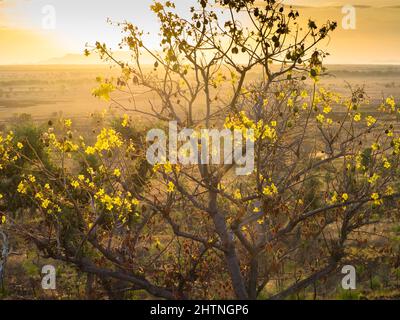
[1, 0, 400, 299]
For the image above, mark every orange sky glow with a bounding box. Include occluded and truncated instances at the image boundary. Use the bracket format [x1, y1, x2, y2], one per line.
[0, 0, 399, 65]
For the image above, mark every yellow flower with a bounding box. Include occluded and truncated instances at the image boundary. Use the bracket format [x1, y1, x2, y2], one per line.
[257, 218, 265, 225]
[371, 143, 380, 151]
[386, 96, 396, 111]
[233, 189, 242, 200]
[28, 175, 36, 183]
[230, 71, 238, 85]
[164, 162, 173, 174]
[0, 194, 3, 200]
[300, 90, 308, 98]
[167, 181, 175, 193]
[113, 168, 121, 177]
[98, 194, 114, 211]
[342, 193, 349, 201]
[41, 199, 51, 209]
[385, 186, 395, 196]
[241, 88, 251, 98]
[94, 188, 105, 200]
[64, 119, 72, 128]
[270, 121, 277, 127]
[17, 142, 24, 149]
[93, 128, 123, 152]
[323, 106, 332, 114]
[1, 216, 6, 224]
[92, 82, 115, 101]
[366, 116, 377, 127]
[353, 113, 361, 122]
[263, 183, 278, 197]
[316, 114, 325, 124]
[17, 181, 27, 194]
[383, 158, 391, 169]
[6, 131, 14, 142]
[35, 192, 43, 200]
[85, 146, 96, 155]
[121, 114, 129, 127]
[113, 196, 123, 207]
[329, 192, 338, 204]
[368, 173, 380, 185]
[71, 180, 80, 189]
[371, 193, 383, 206]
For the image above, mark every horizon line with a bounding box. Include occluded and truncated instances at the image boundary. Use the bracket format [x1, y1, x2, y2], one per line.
[1, 63, 400, 67]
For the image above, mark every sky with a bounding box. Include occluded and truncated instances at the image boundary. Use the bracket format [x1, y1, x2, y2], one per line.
[0, 0, 400, 64]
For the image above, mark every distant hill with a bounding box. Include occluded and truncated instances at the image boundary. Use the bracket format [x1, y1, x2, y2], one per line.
[40, 53, 105, 65]
[39, 51, 156, 65]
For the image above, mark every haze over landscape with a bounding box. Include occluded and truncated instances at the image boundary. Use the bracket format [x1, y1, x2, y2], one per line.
[1, 0, 400, 120]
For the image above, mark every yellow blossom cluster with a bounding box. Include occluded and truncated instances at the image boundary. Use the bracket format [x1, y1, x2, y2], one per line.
[366, 116, 377, 127]
[121, 114, 130, 128]
[0, 131, 21, 170]
[34, 189, 62, 214]
[380, 96, 398, 114]
[312, 88, 342, 125]
[393, 138, 400, 155]
[233, 189, 242, 200]
[167, 181, 176, 193]
[17, 178, 62, 214]
[153, 161, 181, 174]
[85, 128, 123, 155]
[263, 182, 278, 197]
[367, 173, 380, 185]
[224, 112, 277, 143]
[355, 152, 366, 172]
[382, 157, 391, 169]
[329, 192, 350, 205]
[371, 193, 383, 206]
[94, 188, 140, 219]
[42, 127, 79, 153]
[211, 72, 226, 87]
[92, 82, 115, 102]
[255, 120, 278, 142]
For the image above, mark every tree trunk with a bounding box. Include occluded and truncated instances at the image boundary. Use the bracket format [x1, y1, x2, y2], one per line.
[248, 256, 259, 299]
[209, 191, 248, 299]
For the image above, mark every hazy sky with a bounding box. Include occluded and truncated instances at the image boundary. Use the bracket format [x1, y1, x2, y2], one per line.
[0, 0, 400, 64]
